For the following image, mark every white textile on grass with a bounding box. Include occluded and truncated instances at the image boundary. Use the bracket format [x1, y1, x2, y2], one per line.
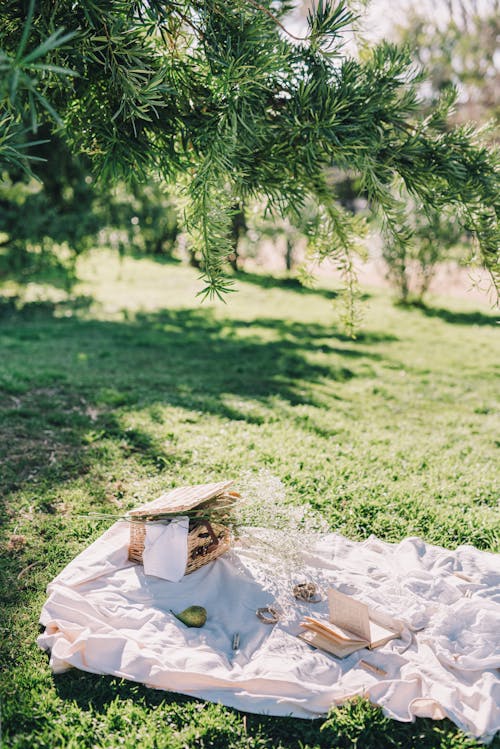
[37, 523, 500, 743]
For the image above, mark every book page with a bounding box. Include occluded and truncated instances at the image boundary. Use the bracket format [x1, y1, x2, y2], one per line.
[298, 630, 365, 658]
[301, 617, 366, 644]
[328, 588, 371, 643]
[368, 619, 399, 648]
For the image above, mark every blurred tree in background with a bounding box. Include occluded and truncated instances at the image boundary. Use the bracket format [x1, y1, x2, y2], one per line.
[0, 0, 498, 323]
[382, 199, 466, 303]
[0, 132, 179, 285]
[395, 0, 499, 129]
[376, 0, 499, 302]
[0, 133, 100, 285]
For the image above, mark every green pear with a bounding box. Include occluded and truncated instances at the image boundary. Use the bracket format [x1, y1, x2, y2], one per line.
[171, 605, 207, 628]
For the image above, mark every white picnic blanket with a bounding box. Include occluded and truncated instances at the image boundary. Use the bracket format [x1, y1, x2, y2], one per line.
[38, 523, 500, 743]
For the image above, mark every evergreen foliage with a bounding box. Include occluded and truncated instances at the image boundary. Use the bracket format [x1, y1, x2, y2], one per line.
[0, 0, 498, 304]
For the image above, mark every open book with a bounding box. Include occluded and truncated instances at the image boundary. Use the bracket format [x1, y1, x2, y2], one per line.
[298, 588, 400, 658]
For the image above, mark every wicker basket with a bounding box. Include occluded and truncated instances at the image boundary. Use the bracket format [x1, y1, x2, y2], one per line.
[127, 480, 235, 575]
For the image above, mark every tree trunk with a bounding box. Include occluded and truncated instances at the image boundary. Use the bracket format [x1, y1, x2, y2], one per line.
[228, 203, 246, 272]
[285, 238, 294, 272]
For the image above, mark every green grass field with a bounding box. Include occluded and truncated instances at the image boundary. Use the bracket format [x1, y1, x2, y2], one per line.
[1, 250, 499, 748]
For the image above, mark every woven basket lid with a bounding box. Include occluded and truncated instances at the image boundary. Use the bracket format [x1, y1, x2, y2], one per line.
[126, 480, 234, 517]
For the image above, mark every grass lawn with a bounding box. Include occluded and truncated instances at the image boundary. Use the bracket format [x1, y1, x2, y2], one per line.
[1, 250, 499, 748]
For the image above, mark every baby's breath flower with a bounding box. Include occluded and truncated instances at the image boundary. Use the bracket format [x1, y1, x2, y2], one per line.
[231, 469, 331, 619]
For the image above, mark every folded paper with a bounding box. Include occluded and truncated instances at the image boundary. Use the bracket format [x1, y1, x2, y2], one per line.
[142, 518, 189, 581]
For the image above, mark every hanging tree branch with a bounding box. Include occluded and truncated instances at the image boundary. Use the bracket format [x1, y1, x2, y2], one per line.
[0, 0, 498, 318]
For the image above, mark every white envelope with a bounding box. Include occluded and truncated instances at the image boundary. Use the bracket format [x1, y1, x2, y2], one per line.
[142, 517, 189, 582]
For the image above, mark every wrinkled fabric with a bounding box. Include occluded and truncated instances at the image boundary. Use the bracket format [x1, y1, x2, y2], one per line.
[38, 524, 500, 743]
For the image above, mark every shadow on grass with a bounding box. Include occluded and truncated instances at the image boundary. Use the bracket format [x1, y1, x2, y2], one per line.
[406, 301, 498, 327]
[0, 302, 392, 502]
[235, 269, 340, 299]
[125, 250, 183, 266]
[0, 298, 398, 508]
[235, 268, 373, 303]
[0, 387, 188, 503]
[0, 298, 396, 539]
[0, 294, 94, 319]
[50, 670, 486, 749]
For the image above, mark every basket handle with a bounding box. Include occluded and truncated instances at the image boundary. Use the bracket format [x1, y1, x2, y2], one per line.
[199, 520, 219, 553]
